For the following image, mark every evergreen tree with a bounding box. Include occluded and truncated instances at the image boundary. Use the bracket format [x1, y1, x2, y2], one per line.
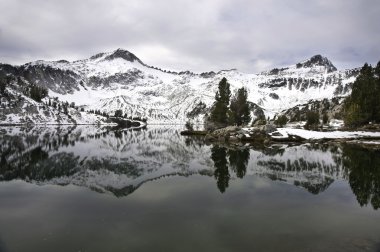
[344, 62, 380, 127]
[30, 84, 48, 102]
[0, 77, 7, 95]
[374, 61, 380, 122]
[229, 87, 251, 126]
[114, 109, 123, 117]
[275, 115, 288, 127]
[210, 77, 231, 125]
[304, 111, 320, 129]
[63, 104, 68, 115]
[322, 113, 329, 125]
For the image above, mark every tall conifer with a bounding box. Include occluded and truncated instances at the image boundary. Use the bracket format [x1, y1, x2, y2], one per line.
[210, 77, 231, 124]
[229, 87, 251, 126]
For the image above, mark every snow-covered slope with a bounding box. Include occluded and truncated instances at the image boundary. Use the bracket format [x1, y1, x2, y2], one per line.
[0, 49, 359, 124]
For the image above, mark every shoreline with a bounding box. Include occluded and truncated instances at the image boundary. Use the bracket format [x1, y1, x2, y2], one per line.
[180, 126, 380, 148]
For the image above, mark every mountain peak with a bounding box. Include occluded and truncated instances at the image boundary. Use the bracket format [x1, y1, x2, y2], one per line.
[104, 48, 141, 62]
[296, 55, 337, 72]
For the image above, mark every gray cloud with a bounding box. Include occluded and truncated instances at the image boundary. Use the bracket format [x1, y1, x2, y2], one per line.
[0, 0, 379, 72]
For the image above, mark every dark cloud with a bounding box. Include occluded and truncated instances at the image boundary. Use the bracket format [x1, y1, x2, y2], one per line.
[0, 0, 379, 72]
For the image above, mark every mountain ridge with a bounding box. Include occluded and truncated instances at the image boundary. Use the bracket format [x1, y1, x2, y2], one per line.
[4, 49, 340, 75]
[0, 49, 359, 125]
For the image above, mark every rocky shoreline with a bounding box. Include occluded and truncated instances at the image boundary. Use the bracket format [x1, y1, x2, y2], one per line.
[204, 125, 306, 145]
[180, 124, 380, 147]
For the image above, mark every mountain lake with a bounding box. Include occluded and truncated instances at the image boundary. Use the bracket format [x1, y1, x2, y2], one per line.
[0, 125, 379, 252]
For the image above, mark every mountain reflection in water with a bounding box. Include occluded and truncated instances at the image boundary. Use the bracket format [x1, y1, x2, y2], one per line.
[0, 125, 379, 210]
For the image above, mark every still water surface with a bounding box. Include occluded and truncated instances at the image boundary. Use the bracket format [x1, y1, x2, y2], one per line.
[0, 126, 379, 252]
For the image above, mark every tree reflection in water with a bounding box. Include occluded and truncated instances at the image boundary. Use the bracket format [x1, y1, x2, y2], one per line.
[209, 142, 380, 210]
[211, 145, 250, 193]
[228, 148, 249, 179]
[211, 145, 229, 193]
[343, 144, 380, 210]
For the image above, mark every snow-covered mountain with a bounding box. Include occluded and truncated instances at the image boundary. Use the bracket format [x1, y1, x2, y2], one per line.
[0, 49, 359, 124]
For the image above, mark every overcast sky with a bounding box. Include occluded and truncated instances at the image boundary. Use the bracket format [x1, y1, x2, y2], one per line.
[0, 0, 379, 73]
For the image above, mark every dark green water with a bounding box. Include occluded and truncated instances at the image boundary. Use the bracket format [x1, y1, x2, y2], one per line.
[0, 126, 379, 252]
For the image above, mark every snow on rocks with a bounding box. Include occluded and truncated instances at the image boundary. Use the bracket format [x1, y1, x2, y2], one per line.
[271, 128, 380, 140]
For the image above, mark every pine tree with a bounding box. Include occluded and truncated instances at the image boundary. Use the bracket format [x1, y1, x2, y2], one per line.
[114, 109, 123, 117]
[30, 84, 48, 102]
[229, 87, 251, 126]
[210, 77, 231, 125]
[63, 104, 68, 115]
[275, 115, 288, 127]
[304, 111, 320, 129]
[374, 61, 380, 122]
[344, 62, 380, 127]
[0, 77, 6, 95]
[322, 113, 329, 125]
[344, 101, 362, 127]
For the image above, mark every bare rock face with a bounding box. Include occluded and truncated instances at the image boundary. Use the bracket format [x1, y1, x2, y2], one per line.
[279, 97, 345, 122]
[296, 55, 337, 73]
[104, 48, 141, 63]
[20, 64, 80, 94]
[269, 93, 279, 100]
